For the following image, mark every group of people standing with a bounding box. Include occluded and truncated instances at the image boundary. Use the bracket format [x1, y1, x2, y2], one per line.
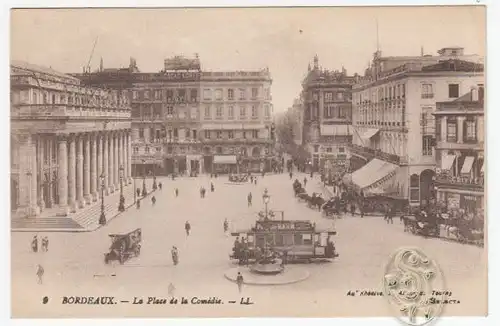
[31, 234, 49, 253]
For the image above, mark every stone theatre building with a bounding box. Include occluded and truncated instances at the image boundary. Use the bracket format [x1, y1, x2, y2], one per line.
[10, 61, 133, 218]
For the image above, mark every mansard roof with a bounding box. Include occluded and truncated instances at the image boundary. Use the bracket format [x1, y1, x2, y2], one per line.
[421, 59, 484, 72]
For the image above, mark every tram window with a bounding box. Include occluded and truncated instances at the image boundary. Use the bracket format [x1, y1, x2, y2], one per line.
[256, 235, 265, 248]
[294, 233, 303, 245]
[275, 234, 284, 246]
[303, 234, 313, 245]
[283, 234, 294, 246]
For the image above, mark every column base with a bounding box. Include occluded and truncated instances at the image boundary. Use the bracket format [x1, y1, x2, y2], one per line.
[69, 202, 77, 213]
[15, 206, 39, 218]
[78, 199, 85, 209]
[84, 195, 92, 205]
[56, 206, 69, 217]
[109, 186, 115, 194]
[92, 192, 98, 202]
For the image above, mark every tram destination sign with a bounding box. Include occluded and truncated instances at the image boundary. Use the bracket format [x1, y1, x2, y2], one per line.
[255, 220, 313, 231]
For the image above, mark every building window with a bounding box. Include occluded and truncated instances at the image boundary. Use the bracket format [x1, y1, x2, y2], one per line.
[132, 91, 138, 100]
[239, 89, 246, 100]
[133, 147, 139, 154]
[251, 105, 258, 118]
[144, 90, 150, 99]
[139, 128, 144, 139]
[204, 130, 210, 139]
[215, 89, 223, 101]
[190, 89, 198, 102]
[216, 147, 223, 154]
[203, 89, 212, 100]
[216, 107, 223, 119]
[264, 105, 270, 118]
[326, 147, 332, 153]
[401, 84, 406, 98]
[265, 88, 271, 100]
[228, 131, 234, 139]
[167, 106, 174, 115]
[336, 92, 344, 101]
[228, 106, 234, 119]
[173, 128, 178, 138]
[448, 84, 459, 98]
[145, 146, 150, 153]
[447, 118, 457, 142]
[465, 118, 477, 142]
[216, 131, 222, 139]
[228, 88, 234, 100]
[314, 145, 319, 152]
[204, 106, 211, 119]
[154, 90, 161, 100]
[325, 92, 333, 101]
[422, 135, 433, 156]
[251, 87, 258, 99]
[239, 106, 246, 119]
[421, 84, 434, 99]
[156, 147, 161, 152]
[243, 131, 247, 139]
[339, 147, 345, 153]
[252, 130, 258, 138]
[166, 90, 174, 102]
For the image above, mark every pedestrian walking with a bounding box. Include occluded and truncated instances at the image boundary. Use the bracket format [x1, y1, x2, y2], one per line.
[210, 182, 215, 192]
[236, 272, 244, 293]
[36, 264, 44, 284]
[159, 182, 162, 190]
[31, 235, 38, 253]
[151, 196, 156, 206]
[185, 221, 191, 236]
[42, 236, 49, 252]
[168, 282, 176, 296]
[289, 172, 293, 180]
[388, 207, 394, 224]
[303, 177, 308, 187]
[223, 218, 229, 234]
[136, 199, 141, 209]
[360, 202, 365, 218]
[254, 178, 258, 185]
[171, 246, 179, 265]
[175, 188, 179, 197]
[350, 202, 356, 217]
[247, 192, 253, 207]
[136, 188, 141, 198]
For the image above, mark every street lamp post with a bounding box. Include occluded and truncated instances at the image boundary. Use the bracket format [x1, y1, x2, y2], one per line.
[262, 188, 270, 219]
[118, 165, 125, 212]
[133, 163, 137, 204]
[141, 159, 147, 197]
[99, 173, 107, 225]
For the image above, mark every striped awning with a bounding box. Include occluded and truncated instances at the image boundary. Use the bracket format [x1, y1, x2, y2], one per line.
[361, 128, 380, 141]
[213, 155, 237, 164]
[460, 156, 475, 174]
[441, 154, 456, 170]
[320, 125, 352, 136]
[343, 158, 398, 190]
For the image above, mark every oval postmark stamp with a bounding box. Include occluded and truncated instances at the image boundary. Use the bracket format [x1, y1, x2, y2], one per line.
[383, 247, 447, 326]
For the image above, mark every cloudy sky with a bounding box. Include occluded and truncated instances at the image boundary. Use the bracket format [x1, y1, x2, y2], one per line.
[11, 7, 485, 112]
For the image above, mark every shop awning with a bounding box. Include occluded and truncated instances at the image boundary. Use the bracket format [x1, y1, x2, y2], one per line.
[213, 155, 237, 164]
[441, 154, 456, 170]
[320, 125, 353, 136]
[361, 128, 380, 141]
[460, 156, 475, 174]
[343, 158, 398, 190]
[203, 123, 265, 130]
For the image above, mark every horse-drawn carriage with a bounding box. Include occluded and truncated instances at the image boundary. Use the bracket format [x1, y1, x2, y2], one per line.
[402, 215, 439, 237]
[104, 228, 142, 264]
[229, 174, 249, 183]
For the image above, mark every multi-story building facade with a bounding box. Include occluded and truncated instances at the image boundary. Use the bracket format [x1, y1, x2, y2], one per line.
[74, 56, 276, 176]
[290, 98, 304, 146]
[433, 88, 484, 215]
[199, 68, 275, 174]
[301, 55, 356, 174]
[11, 61, 132, 218]
[349, 47, 484, 207]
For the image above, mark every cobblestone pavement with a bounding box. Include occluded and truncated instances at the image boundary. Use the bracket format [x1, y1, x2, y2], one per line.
[11, 173, 486, 318]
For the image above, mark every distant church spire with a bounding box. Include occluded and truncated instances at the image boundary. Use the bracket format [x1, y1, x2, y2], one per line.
[313, 54, 319, 69]
[421, 46, 424, 56]
[100, 57, 103, 72]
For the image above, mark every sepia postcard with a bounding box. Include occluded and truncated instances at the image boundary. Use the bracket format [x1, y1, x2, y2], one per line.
[9, 6, 487, 320]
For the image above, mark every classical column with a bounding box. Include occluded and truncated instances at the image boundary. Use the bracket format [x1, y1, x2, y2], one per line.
[68, 135, 77, 212]
[76, 135, 85, 208]
[37, 135, 45, 210]
[440, 116, 447, 141]
[108, 132, 115, 192]
[103, 132, 110, 195]
[90, 133, 98, 201]
[457, 117, 465, 144]
[114, 132, 119, 188]
[127, 131, 132, 183]
[96, 133, 103, 198]
[47, 137, 54, 208]
[57, 136, 68, 216]
[83, 134, 91, 205]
